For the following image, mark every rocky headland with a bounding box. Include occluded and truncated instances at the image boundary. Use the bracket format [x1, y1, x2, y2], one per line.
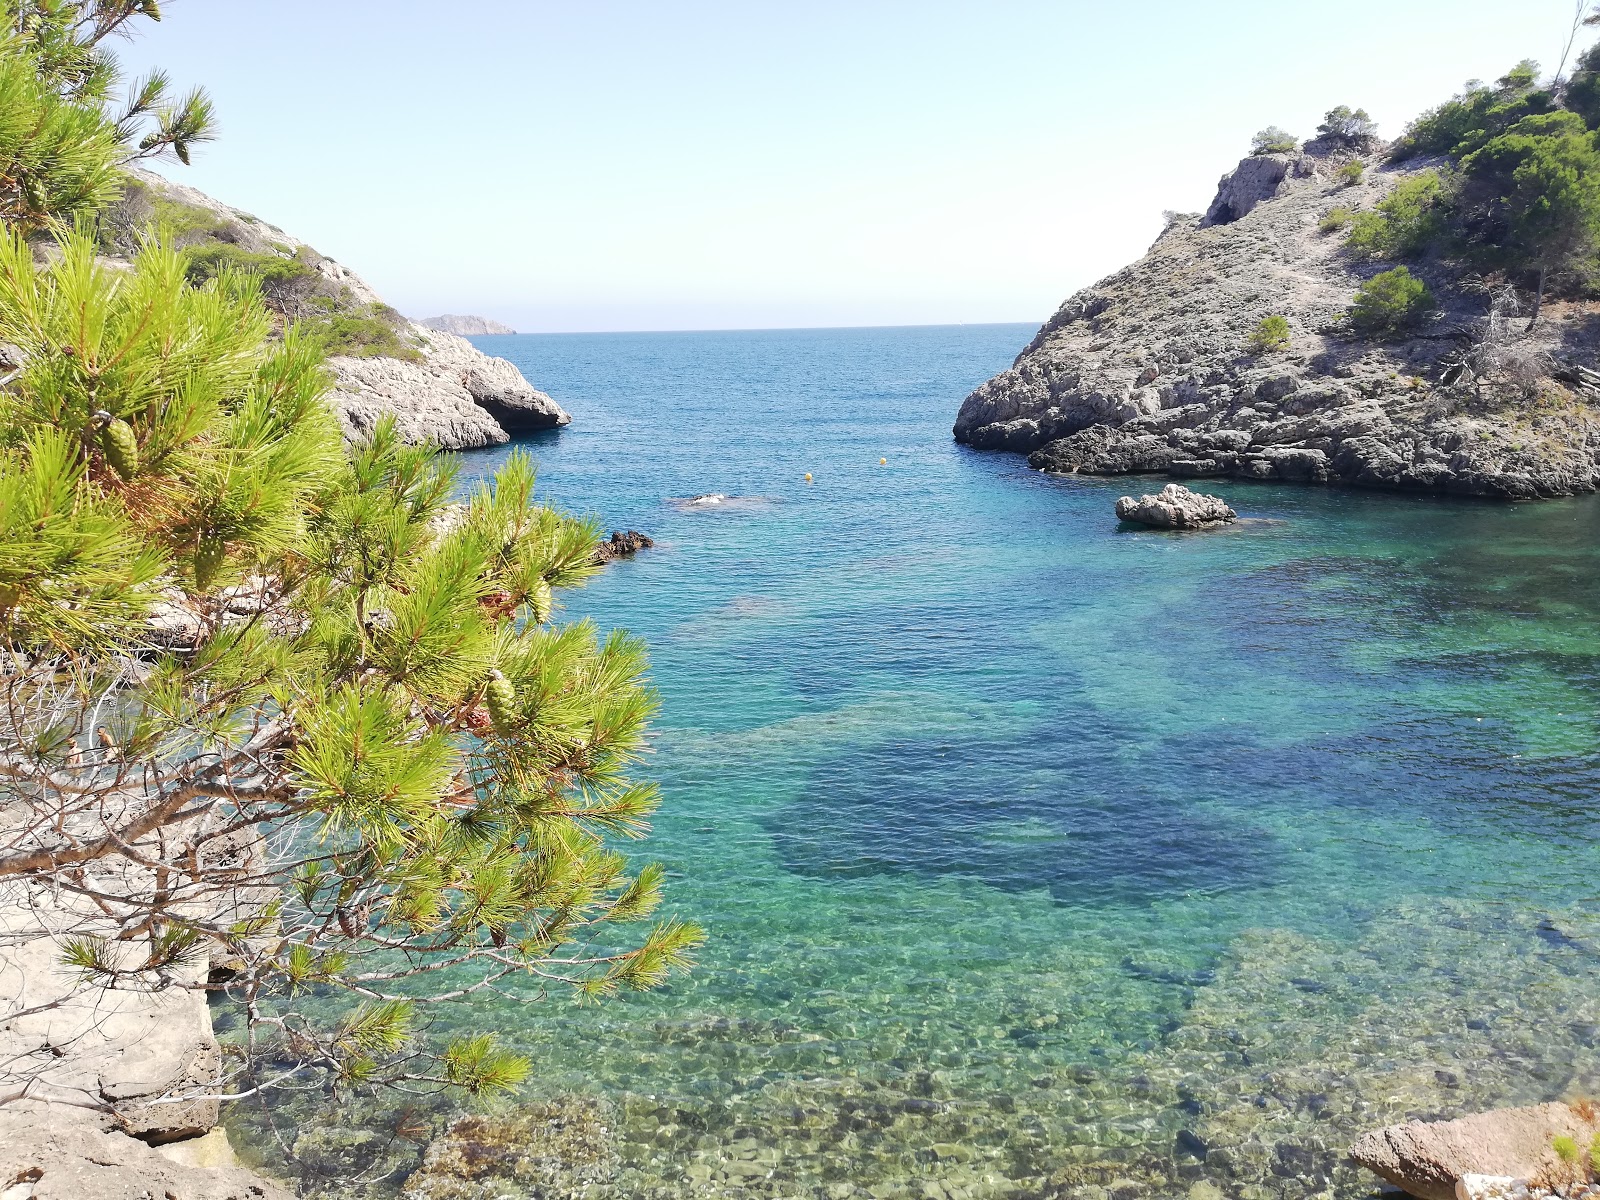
[114, 173, 567, 450]
[417, 314, 517, 335]
[953, 143, 1600, 499]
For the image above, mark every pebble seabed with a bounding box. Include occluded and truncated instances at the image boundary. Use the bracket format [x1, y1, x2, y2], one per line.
[227, 895, 1600, 1200]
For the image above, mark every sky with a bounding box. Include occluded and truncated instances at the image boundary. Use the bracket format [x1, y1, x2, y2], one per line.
[118, 0, 1595, 333]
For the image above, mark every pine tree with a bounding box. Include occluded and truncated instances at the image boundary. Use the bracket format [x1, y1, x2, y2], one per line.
[0, 226, 701, 1104]
[0, 0, 214, 230]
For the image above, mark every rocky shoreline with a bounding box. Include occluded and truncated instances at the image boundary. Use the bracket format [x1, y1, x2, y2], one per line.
[953, 145, 1600, 500]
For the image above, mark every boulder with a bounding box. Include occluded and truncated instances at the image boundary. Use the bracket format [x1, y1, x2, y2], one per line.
[1115, 483, 1237, 529]
[594, 530, 654, 563]
[0, 1109, 291, 1200]
[1349, 1103, 1600, 1200]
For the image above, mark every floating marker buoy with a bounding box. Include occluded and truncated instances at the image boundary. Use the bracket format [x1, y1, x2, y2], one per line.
[879, 458, 887, 465]
[805, 473, 813, 482]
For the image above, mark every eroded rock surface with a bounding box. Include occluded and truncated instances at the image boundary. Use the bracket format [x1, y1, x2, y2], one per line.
[1349, 1103, 1600, 1200]
[0, 1109, 291, 1200]
[954, 147, 1600, 500]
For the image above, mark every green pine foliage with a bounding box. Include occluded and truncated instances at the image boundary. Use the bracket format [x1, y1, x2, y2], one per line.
[1349, 266, 1435, 335]
[1346, 171, 1446, 259]
[1251, 126, 1299, 155]
[0, 1, 214, 230]
[0, 237, 698, 1100]
[1246, 315, 1291, 354]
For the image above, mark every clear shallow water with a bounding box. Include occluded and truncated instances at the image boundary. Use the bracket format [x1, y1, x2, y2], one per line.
[244, 326, 1600, 1200]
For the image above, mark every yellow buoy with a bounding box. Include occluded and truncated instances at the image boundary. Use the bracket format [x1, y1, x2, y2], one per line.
[805, 473, 813, 482]
[879, 457, 887, 465]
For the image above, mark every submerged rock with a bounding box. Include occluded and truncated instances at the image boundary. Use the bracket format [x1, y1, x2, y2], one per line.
[1349, 1103, 1600, 1200]
[1115, 483, 1237, 529]
[401, 1098, 617, 1200]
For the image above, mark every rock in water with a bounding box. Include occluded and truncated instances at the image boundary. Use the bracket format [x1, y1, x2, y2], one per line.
[1348, 1103, 1600, 1200]
[1115, 483, 1237, 529]
[594, 530, 655, 562]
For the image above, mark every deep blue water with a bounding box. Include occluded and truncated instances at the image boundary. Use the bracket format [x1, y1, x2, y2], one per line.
[259, 326, 1600, 1199]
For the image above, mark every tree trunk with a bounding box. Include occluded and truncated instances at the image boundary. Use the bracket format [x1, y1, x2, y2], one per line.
[1529, 266, 1548, 330]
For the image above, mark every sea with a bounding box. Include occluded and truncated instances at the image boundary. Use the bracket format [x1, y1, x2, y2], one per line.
[240, 324, 1600, 1200]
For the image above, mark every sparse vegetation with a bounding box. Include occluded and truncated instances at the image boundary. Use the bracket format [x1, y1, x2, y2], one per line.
[1247, 314, 1291, 353]
[1347, 171, 1446, 259]
[1320, 206, 1355, 233]
[1349, 266, 1435, 334]
[1337, 160, 1366, 186]
[1251, 126, 1299, 155]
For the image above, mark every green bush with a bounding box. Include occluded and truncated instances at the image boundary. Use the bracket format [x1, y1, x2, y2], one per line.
[1347, 171, 1445, 258]
[304, 302, 423, 361]
[1393, 62, 1554, 161]
[1337, 160, 1366, 186]
[1318, 106, 1378, 146]
[1320, 206, 1355, 233]
[1349, 266, 1435, 335]
[1554, 1135, 1580, 1164]
[1251, 126, 1299, 155]
[1247, 315, 1291, 353]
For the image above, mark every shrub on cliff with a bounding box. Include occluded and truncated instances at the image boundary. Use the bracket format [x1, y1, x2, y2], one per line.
[1318, 106, 1378, 146]
[1349, 266, 1436, 335]
[1251, 126, 1299, 155]
[1247, 315, 1291, 353]
[0, 226, 701, 1102]
[0, 1, 214, 231]
[1347, 171, 1446, 259]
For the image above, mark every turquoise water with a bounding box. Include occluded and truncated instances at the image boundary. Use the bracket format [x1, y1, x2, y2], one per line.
[250, 325, 1600, 1200]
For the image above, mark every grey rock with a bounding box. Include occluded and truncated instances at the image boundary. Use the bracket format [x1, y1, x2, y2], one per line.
[412, 327, 570, 435]
[416, 314, 516, 335]
[1115, 484, 1237, 529]
[0, 1109, 291, 1199]
[953, 146, 1600, 500]
[1203, 153, 1312, 226]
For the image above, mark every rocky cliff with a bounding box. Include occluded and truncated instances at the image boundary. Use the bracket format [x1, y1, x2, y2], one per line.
[121, 172, 567, 450]
[417, 314, 516, 335]
[954, 146, 1600, 499]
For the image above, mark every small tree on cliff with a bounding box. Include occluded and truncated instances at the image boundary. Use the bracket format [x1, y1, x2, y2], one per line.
[0, 228, 701, 1110]
[0, 0, 214, 230]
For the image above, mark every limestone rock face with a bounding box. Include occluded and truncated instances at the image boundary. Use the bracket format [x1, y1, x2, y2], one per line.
[414, 327, 570, 435]
[417, 314, 516, 335]
[0, 889, 222, 1142]
[954, 145, 1600, 500]
[1115, 483, 1237, 529]
[1348, 1103, 1600, 1200]
[0, 1110, 291, 1200]
[1203, 152, 1311, 226]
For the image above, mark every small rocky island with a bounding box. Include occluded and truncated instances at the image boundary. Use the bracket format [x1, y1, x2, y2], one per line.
[418, 314, 518, 336]
[1115, 483, 1237, 529]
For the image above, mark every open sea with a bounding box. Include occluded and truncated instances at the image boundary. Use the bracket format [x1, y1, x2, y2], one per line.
[240, 324, 1600, 1200]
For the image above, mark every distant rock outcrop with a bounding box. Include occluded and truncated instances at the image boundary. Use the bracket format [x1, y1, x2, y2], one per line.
[124, 172, 565, 450]
[418, 314, 517, 335]
[954, 144, 1600, 500]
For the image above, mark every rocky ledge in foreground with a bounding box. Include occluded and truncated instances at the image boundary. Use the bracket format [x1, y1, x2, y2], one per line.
[953, 144, 1600, 500]
[1115, 483, 1237, 529]
[1350, 1103, 1600, 1200]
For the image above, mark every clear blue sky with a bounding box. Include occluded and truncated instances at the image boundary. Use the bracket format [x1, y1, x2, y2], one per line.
[120, 0, 1591, 333]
